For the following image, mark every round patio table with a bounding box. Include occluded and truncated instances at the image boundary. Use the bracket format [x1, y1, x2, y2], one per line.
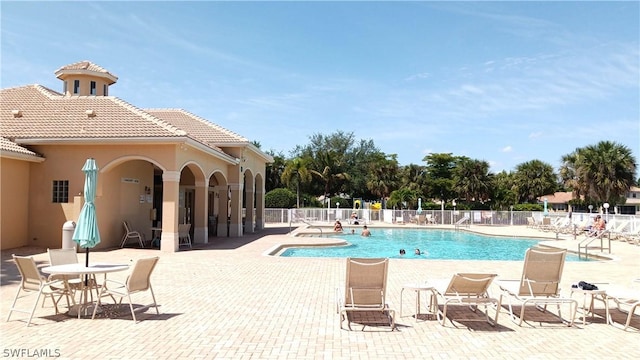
[41, 263, 129, 318]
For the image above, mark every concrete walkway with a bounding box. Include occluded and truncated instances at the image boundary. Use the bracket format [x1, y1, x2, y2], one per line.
[1, 224, 639, 359]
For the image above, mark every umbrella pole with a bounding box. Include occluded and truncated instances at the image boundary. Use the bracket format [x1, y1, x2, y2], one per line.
[85, 247, 89, 286]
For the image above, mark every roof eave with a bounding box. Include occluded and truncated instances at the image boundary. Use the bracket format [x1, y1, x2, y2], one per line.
[215, 142, 274, 163]
[0, 151, 45, 162]
[185, 139, 239, 165]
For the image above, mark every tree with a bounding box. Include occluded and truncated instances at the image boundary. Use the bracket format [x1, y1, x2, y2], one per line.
[265, 150, 285, 192]
[513, 160, 557, 203]
[492, 171, 518, 210]
[453, 157, 494, 204]
[387, 187, 417, 209]
[560, 141, 637, 206]
[366, 154, 399, 204]
[308, 150, 351, 200]
[422, 153, 457, 206]
[281, 157, 312, 208]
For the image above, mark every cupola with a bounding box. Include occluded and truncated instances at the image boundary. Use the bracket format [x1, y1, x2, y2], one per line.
[55, 61, 118, 96]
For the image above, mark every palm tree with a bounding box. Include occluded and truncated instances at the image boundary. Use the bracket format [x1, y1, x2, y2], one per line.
[561, 141, 637, 206]
[387, 187, 417, 209]
[513, 160, 557, 203]
[366, 154, 399, 203]
[265, 151, 286, 192]
[281, 157, 312, 208]
[309, 150, 351, 202]
[453, 158, 494, 204]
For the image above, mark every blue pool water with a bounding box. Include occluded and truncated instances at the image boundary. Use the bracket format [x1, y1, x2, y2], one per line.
[280, 228, 588, 261]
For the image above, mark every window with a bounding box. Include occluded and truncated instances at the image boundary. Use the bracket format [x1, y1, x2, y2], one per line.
[52, 180, 69, 203]
[90, 81, 96, 95]
[103, 84, 108, 96]
[73, 80, 80, 94]
[63, 81, 68, 94]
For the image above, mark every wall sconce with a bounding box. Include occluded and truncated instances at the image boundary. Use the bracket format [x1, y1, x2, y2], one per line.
[145, 186, 151, 195]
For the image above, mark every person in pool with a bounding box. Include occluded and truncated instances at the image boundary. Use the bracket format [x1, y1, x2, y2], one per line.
[399, 249, 406, 256]
[414, 248, 422, 255]
[361, 225, 371, 237]
[333, 220, 343, 232]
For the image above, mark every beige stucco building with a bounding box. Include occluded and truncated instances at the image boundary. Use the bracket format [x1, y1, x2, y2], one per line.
[0, 61, 272, 252]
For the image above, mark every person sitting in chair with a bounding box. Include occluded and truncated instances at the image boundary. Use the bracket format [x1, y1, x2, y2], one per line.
[350, 211, 359, 225]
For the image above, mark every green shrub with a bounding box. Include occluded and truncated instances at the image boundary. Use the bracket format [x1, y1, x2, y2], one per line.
[265, 188, 296, 208]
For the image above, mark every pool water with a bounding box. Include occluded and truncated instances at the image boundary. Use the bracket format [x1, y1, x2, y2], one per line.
[280, 228, 589, 261]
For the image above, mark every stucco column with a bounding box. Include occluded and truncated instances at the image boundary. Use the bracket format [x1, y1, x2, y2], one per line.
[215, 186, 228, 237]
[244, 187, 255, 233]
[161, 171, 180, 252]
[229, 183, 243, 237]
[255, 188, 264, 231]
[194, 179, 208, 244]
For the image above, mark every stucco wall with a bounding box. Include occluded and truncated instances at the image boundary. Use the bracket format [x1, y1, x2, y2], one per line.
[0, 158, 31, 250]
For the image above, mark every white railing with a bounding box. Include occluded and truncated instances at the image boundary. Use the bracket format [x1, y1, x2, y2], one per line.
[264, 208, 640, 229]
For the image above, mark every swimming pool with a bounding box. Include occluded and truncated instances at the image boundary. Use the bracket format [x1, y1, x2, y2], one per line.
[280, 228, 589, 261]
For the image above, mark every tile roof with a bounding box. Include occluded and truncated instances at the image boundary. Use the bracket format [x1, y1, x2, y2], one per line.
[145, 109, 248, 145]
[1, 85, 188, 140]
[0, 137, 39, 157]
[54, 60, 118, 81]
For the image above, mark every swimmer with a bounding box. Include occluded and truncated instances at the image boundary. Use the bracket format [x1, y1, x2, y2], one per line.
[399, 249, 406, 256]
[361, 225, 371, 237]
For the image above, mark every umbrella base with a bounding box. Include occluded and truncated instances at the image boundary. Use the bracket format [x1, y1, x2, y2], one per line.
[68, 304, 102, 318]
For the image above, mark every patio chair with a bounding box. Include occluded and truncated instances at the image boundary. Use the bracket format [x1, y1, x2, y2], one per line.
[6, 255, 68, 326]
[120, 221, 145, 248]
[92, 256, 160, 322]
[178, 223, 192, 248]
[497, 247, 578, 326]
[337, 258, 396, 330]
[430, 273, 501, 326]
[604, 279, 640, 331]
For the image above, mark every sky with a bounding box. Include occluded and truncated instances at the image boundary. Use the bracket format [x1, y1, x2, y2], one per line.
[1, 1, 638, 173]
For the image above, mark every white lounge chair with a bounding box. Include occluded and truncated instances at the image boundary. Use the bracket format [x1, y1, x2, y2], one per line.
[430, 273, 501, 326]
[604, 279, 640, 331]
[337, 258, 395, 331]
[497, 247, 578, 326]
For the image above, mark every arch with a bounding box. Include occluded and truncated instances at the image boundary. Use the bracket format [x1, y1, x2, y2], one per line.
[179, 160, 206, 182]
[101, 155, 167, 173]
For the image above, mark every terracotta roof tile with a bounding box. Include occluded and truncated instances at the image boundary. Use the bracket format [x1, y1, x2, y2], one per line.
[145, 109, 248, 146]
[0, 137, 38, 156]
[0, 85, 187, 139]
[54, 60, 118, 81]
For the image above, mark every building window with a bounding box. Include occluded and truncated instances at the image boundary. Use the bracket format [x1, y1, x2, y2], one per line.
[73, 80, 80, 94]
[103, 84, 108, 96]
[63, 81, 68, 94]
[90, 81, 96, 95]
[52, 180, 69, 203]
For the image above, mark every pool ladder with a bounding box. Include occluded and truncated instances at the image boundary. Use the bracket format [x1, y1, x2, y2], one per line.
[454, 215, 470, 230]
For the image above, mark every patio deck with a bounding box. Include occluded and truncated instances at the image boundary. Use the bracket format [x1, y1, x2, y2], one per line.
[1, 224, 638, 359]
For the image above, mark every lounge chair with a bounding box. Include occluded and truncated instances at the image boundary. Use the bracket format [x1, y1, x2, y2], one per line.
[497, 247, 578, 326]
[337, 258, 396, 331]
[430, 273, 501, 326]
[6, 255, 68, 326]
[604, 279, 640, 331]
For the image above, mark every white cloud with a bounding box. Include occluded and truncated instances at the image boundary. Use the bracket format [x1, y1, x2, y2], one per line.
[528, 132, 543, 139]
[502, 146, 512, 152]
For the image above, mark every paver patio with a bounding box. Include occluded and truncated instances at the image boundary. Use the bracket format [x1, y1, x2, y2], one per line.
[1, 224, 638, 359]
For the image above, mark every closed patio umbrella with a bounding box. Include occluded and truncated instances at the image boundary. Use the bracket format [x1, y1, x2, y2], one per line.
[72, 158, 101, 280]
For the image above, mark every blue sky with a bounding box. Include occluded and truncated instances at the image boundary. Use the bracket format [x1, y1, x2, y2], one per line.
[2, 1, 638, 173]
